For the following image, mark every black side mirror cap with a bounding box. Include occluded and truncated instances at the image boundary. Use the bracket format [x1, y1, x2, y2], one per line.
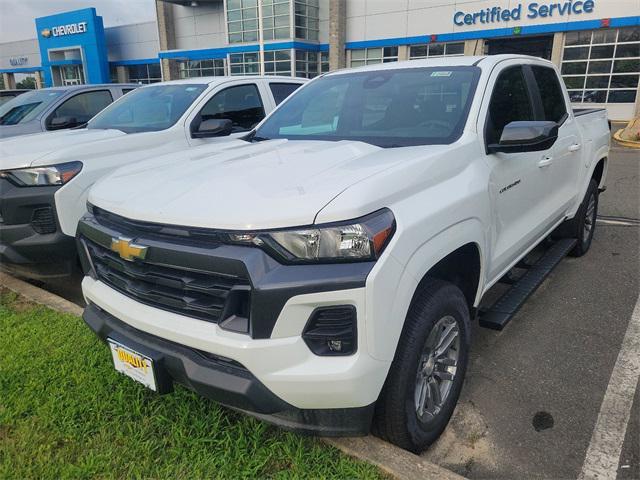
[488, 121, 559, 154]
[191, 118, 233, 138]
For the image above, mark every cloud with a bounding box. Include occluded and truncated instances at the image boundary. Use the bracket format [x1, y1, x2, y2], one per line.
[0, 0, 157, 42]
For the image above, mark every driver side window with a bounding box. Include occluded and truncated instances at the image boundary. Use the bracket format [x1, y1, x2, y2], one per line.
[485, 67, 534, 145]
[196, 84, 265, 133]
[48, 90, 113, 129]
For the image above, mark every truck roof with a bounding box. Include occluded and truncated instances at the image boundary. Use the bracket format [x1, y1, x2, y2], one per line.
[39, 83, 139, 93]
[326, 54, 554, 76]
[155, 75, 307, 86]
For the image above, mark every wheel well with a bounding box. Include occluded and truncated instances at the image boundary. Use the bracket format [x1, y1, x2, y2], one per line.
[419, 243, 481, 311]
[592, 158, 606, 189]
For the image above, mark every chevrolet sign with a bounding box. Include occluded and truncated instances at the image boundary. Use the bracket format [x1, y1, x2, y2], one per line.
[42, 21, 88, 38]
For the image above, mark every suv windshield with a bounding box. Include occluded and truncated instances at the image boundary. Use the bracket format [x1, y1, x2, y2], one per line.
[88, 84, 207, 133]
[254, 66, 480, 148]
[0, 89, 65, 125]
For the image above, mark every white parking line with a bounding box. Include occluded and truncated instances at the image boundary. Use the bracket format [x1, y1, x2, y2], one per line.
[579, 293, 640, 480]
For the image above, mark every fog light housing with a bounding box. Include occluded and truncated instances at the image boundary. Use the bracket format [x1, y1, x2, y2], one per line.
[302, 306, 357, 356]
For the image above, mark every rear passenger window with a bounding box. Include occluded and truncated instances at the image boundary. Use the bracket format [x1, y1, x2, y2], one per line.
[486, 66, 534, 146]
[269, 83, 302, 105]
[197, 84, 265, 132]
[531, 66, 567, 123]
[49, 90, 113, 127]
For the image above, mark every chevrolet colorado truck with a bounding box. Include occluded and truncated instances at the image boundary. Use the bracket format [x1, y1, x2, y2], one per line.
[77, 55, 609, 452]
[0, 76, 304, 279]
[0, 84, 137, 138]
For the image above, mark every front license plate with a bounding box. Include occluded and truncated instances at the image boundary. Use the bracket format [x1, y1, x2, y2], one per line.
[108, 340, 157, 391]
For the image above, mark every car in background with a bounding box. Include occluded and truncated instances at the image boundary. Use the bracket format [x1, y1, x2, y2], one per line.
[0, 89, 29, 106]
[0, 84, 138, 138]
[0, 76, 306, 280]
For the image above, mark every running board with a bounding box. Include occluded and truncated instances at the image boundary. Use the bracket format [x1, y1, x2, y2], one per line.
[479, 238, 577, 331]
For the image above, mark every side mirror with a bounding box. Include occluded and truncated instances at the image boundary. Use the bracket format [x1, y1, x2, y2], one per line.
[191, 118, 233, 139]
[48, 115, 78, 130]
[488, 121, 559, 154]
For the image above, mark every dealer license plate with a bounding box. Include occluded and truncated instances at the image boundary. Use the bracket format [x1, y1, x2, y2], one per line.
[108, 340, 157, 391]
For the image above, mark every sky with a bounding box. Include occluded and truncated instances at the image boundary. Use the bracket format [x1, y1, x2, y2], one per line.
[0, 0, 156, 42]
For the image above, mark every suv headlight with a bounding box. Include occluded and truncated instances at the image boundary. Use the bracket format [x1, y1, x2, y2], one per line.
[229, 209, 395, 263]
[0, 161, 83, 187]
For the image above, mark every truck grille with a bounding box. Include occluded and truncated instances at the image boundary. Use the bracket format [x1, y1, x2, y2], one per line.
[84, 239, 249, 323]
[31, 207, 56, 234]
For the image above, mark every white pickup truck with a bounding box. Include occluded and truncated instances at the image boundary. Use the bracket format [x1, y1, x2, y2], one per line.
[77, 55, 609, 452]
[0, 76, 304, 279]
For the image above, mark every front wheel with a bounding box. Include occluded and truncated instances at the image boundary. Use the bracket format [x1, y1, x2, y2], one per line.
[373, 279, 471, 453]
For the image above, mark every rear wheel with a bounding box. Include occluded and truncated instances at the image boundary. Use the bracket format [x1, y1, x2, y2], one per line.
[569, 180, 599, 257]
[373, 279, 471, 453]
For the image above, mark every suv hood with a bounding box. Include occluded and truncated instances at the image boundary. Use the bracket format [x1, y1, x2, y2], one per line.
[0, 128, 125, 170]
[90, 139, 419, 230]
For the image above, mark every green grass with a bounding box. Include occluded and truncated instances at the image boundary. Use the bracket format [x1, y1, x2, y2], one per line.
[0, 289, 382, 479]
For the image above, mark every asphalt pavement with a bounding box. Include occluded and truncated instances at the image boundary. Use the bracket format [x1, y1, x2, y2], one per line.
[422, 144, 640, 479]
[21, 142, 640, 480]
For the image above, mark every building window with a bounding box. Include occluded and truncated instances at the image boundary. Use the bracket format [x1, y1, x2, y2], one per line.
[179, 59, 226, 78]
[264, 50, 292, 76]
[350, 47, 398, 68]
[229, 52, 260, 75]
[127, 63, 162, 84]
[262, 0, 290, 40]
[562, 27, 640, 104]
[320, 51, 329, 73]
[227, 0, 259, 43]
[294, 0, 319, 41]
[409, 42, 465, 60]
[295, 50, 319, 78]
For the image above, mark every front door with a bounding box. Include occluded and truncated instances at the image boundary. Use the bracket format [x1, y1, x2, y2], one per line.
[482, 63, 557, 281]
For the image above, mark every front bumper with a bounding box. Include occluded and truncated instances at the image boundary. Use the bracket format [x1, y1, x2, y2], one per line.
[84, 300, 375, 436]
[0, 179, 76, 279]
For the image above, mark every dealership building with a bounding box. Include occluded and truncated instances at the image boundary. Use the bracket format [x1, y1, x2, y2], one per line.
[0, 0, 638, 120]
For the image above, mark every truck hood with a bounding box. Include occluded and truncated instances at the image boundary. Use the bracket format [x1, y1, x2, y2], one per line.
[0, 128, 125, 170]
[89, 139, 421, 230]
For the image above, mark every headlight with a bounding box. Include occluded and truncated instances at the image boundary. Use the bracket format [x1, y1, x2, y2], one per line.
[0, 161, 83, 187]
[229, 209, 395, 263]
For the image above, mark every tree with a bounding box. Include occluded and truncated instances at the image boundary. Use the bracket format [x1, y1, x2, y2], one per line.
[16, 76, 36, 89]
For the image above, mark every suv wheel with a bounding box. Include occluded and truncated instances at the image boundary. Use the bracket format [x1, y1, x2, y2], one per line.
[373, 279, 471, 453]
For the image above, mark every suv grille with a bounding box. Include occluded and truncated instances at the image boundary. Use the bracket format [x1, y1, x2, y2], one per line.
[85, 239, 249, 323]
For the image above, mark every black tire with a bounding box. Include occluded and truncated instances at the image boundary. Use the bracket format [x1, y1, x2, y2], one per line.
[372, 278, 471, 453]
[561, 180, 599, 257]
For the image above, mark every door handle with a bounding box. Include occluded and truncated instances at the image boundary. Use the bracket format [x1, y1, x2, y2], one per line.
[569, 143, 582, 153]
[538, 156, 553, 168]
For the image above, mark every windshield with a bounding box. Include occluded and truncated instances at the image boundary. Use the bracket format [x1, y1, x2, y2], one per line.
[87, 84, 207, 133]
[0, 89, 65, 125]
[254, 66, 480, 148]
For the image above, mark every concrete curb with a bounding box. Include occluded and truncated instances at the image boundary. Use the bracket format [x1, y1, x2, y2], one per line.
[0, 272, 465, 480]
[325, 436, 467, 480]
[0, 272, 83, 317]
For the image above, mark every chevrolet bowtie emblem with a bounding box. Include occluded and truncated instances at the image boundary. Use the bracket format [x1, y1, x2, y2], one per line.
[110, 237, 148, 261]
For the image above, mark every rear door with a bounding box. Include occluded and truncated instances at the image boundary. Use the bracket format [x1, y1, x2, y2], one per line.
[481, 62, 558, 281]
[529, 65, 583, 218]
